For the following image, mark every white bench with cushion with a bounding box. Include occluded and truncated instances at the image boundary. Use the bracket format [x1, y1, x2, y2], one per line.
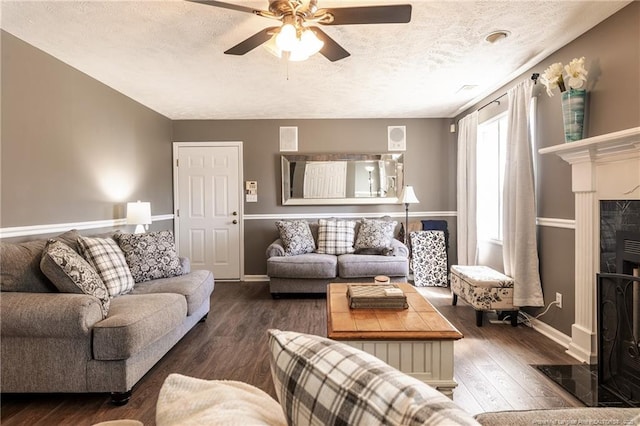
[450, 265, 518, 327]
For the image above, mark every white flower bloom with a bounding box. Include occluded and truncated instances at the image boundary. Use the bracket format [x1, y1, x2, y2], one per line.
[540, 57, 588, 96]
[565, 57, 588, 89]
[541, 62, 565, 96]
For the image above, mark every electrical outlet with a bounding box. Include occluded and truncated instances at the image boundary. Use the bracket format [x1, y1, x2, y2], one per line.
[555, 292, 563, 309]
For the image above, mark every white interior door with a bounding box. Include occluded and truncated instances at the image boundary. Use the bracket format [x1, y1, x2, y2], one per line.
[174, 143, 243, 280]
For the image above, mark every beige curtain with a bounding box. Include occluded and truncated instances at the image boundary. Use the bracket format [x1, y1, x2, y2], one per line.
[456, 111, 479, 266]
[503, 80, 544, 307]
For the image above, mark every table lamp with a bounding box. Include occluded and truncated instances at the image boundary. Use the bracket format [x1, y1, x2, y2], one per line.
[126, 201, 151, 234]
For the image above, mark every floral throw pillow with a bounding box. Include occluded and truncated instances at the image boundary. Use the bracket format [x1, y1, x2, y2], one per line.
[354, 218, 397, 251]
[40, 240, 110, 318]
[316, 219, 356, 255]
[276, 220, 316, 256]
[115, 230, 183, 283]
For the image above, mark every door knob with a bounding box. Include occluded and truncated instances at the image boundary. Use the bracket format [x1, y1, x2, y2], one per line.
[232, 211, 238, 216]
[232, 220, 238, 225]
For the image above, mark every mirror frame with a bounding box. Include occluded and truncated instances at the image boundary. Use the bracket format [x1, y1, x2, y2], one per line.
[281, 153, 404, 205]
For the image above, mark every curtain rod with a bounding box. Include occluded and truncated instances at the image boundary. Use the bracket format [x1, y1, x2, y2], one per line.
[477, 73, 540, 112]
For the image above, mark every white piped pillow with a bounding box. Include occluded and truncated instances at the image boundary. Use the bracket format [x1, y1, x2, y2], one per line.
[156, 374, 286, 426]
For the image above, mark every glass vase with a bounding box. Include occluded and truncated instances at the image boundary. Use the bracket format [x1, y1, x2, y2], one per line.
[561, 88, 587, 142]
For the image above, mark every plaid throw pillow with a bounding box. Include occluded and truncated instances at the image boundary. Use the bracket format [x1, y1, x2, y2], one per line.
[267, 330, 480, 426]
[78, 236, 135, 297]
[316, 219, 356, 255]
[115, 230, 182, 283]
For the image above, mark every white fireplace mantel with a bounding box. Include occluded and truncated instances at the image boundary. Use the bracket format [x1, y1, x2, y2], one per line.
[540, 126, 640, 364]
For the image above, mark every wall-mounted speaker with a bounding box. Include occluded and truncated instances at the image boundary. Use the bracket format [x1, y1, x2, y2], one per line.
[387, 126, 406, 151]
[279, 126, 298, 152]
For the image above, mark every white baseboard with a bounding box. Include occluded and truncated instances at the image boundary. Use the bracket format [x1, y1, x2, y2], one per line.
[243, 275, 270, 282]
[530, 318, 572, 349]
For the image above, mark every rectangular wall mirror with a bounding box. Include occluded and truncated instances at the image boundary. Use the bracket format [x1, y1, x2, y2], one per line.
[281, 153, 404, 205]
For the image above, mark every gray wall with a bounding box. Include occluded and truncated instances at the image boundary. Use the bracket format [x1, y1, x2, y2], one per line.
[454, 2, 640, 334]
[1, 31, 173, 227]
[2, 3, 638, 334]
[172, 119, 457, 275]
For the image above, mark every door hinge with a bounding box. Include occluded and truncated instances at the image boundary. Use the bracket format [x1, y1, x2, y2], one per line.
[176, 209, 179, 217]
[176, 159, 179, 167]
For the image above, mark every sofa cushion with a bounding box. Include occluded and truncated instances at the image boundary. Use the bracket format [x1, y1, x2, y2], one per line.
[78, 236, 135, 297]
[267, 253, 337, 279]
[0, 230, 82, 293]
[156, 374, 287, 426]
[130, 269, 214, 316]
[40, 240, 110, 318]
[1, 239, 53, 293]
[275, 220, 316, 256]
[354, 218, 397, 251]
[316, 219, 356, 255]
[93, 293, 187, 360]
[267, 329, 479, 426]
[115, 230, 183, 283]
[338, 253, 408, 278]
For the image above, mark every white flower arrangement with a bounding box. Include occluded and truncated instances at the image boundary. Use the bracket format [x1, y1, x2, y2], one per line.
[540, 57, 588, 97]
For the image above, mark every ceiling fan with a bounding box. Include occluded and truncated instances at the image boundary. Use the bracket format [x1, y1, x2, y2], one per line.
[188, 0, 412, 62]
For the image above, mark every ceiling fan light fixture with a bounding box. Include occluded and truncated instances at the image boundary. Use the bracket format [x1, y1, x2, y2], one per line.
[299, 29, 324, 57]
[275, 23, 297, 51]
[288, 50, 310, 62]
[264, 34, 283, 58]
[265, 24, 323, 61]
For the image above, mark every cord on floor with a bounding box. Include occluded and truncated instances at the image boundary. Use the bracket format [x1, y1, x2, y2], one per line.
[489, 300, 560, 327]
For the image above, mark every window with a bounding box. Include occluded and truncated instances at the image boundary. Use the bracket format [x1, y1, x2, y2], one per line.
[477, 113, 507, 242]
[476, 97, 537, 244]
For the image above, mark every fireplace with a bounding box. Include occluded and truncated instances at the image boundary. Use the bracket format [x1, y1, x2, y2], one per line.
[536, 128, 640, 406]
[601, 201, 640, 273]
[598, 273, 640, 406]
[597, 230, 640, 407]
[539, 127, 640, 364]
[538, 231, 640, 407]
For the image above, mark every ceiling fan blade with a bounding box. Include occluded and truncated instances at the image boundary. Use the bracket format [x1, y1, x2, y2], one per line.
[224, 27, 278, 56]
[311, 27, 350, 62]
[186, 0, 262, 15]
[320, 5, 412, 25]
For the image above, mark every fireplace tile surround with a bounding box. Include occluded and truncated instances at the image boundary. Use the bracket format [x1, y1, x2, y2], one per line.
[539, 127, 640, 364]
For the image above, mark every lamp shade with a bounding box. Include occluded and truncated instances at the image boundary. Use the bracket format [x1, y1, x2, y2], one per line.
[400, 186, 419, 204]
[126, 201, 151, 225]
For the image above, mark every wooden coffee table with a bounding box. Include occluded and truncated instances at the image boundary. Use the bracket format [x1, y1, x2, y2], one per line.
[326, 283, 463, 397]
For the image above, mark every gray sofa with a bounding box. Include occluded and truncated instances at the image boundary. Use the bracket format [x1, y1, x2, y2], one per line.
[266, 221, 409, 296]
[0, 229, 214, 405]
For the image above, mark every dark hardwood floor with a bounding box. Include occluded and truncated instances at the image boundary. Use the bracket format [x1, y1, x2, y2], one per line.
[1, 282, 582, 425]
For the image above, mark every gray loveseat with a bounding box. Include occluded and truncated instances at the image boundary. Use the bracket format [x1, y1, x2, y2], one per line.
[0, 229, 214, 405]
[266, 220, 409, 296]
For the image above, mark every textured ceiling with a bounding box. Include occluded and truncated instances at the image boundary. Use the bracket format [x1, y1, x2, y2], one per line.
[1, 0, 631, 119]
